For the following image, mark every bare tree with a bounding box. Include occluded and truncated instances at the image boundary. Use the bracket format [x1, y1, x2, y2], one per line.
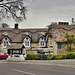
[71, 18, 75, 25]
[0, 0, 27, 22]
[0, 22, 10, 28]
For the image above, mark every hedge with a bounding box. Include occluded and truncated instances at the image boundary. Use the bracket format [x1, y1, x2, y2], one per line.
[25, 52, 75, 60]
[25, 54, 48, 60]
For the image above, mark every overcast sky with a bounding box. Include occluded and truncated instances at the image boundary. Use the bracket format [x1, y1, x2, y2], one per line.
[4, 0, 75, 28]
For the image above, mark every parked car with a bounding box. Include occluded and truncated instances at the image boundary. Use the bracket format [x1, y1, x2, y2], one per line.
[0, 51, 12, 59]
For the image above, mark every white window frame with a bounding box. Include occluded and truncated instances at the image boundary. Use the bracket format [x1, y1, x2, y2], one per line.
[49, 38, 53, 46]
[23, 36, 31, 47]
[39, 36, 46, 47]
[2, 37, 10, 48]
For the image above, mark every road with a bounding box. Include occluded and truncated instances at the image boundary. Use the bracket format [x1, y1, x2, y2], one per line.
[0, 62, 75, 75]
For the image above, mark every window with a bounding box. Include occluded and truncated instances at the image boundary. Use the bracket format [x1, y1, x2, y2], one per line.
[4, 41, 8, 47]
[39, 36, 46, 47]
[40, 41, 45, 46]
[25, 41, 29, 46]
[2, 37, 10, 48]
[58, 44, 62, 49]
[23, 36, 31, 47]
[49, 39, 53, 46]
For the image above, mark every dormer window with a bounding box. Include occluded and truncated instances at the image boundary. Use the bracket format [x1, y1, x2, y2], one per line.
[39, 36, 46, 47]
[4, 41, 8, 47]
[23, 36, 31, 47]
[2, 37, 10, 48]
[49, 38, 53, 46]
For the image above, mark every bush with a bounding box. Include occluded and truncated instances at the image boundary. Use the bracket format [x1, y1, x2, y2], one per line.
[67, 46, 73, 52]
[61, 54, 66, 59]
[37, 54, 48, 60]
[46, 55, 50, 60]
[25, 52, 75, 60]
[25, 54, 37, 60]
[65, 52, 75, 59]
[48, 55, 56, 60]
[56, 55, 63, 60]
[26, 54, 48, 60]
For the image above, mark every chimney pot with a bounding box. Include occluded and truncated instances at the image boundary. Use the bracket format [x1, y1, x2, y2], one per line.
[15, 23, 18, 29]
[59, 22, 69, 25]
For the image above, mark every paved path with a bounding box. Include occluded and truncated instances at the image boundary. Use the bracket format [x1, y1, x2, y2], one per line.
[0, 59, 75, 68]
[24, 60, 75, 69]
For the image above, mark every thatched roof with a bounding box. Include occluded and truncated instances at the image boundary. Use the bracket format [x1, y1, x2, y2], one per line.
[0, 28, 48, 43]
[0, 23, 75, 43]
[48, 24, 75, 42]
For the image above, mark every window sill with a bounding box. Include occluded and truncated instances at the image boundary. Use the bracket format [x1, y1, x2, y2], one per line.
[39, 46, 46, 48]
[2, 47, 7, 49]
[49, 46, 53, 47]
[25, 46, 31, 48]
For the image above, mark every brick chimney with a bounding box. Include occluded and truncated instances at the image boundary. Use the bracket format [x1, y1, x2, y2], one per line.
[15, 23, 18, 29]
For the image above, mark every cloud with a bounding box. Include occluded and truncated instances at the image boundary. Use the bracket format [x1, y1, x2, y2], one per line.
[30, 0, 75, 11]
[3, 0, 75, 28]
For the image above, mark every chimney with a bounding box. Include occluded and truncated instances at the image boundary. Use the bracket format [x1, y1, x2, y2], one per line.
[15, 23, 18, 29]
[59, 22, 69, 25]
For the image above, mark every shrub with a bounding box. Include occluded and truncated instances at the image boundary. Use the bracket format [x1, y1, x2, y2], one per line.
[46, 55, 50, 60]
[56, 55, 63, 60]
[66, 52, 75, 59]
[67, 46, 73, 52]
[25, 54, 37, 60]
[49, 55, 56, 60]
[25, 52, 75, 60]
[61, 54, 66, 59]
[72, 52, 75, 59]
[37, 54, 48, 60]
[26, 54, 49, 60]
